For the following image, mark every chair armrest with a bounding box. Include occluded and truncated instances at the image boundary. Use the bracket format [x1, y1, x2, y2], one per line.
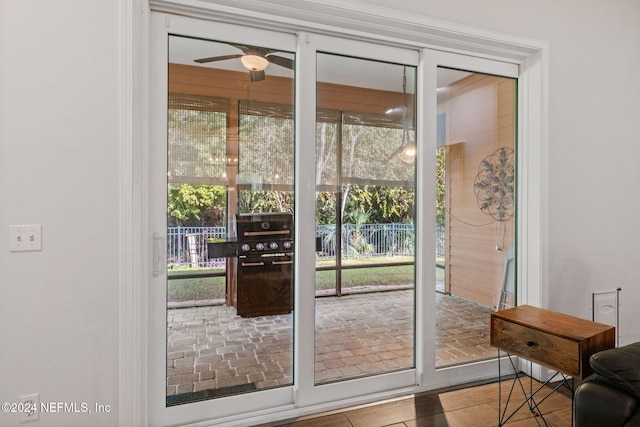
[575, 380, 639, 427]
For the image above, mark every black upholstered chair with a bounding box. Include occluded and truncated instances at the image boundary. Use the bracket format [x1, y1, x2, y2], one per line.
[574, 342, 640, 427]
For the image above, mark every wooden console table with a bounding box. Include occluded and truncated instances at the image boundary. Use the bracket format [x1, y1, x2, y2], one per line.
[491, 305, 615, 426]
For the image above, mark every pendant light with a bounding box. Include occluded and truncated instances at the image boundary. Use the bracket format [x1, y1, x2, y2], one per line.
[397, 67, 416, 164]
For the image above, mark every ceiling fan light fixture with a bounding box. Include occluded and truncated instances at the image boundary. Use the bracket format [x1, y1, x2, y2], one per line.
[240, 54, 269, 72]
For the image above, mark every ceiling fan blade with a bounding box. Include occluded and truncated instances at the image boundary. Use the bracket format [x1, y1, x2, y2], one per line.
[249, 70, 265, 82]
[229, 43, 253, 53]
[231, 43, 279, 56]
[194, 54, 242, 64]
[267, 55, 294, 69]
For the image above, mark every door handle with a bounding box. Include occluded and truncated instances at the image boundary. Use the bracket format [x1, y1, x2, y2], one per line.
[241, 261, 265, 267]
[153, 233, 165, 277]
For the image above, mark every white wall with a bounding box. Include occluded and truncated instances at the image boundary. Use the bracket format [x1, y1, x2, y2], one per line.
[0, 1, 120, 426]
[1, 0, 639, 425]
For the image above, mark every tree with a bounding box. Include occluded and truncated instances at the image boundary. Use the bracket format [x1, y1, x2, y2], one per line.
[167, 184, 226, 227]
[316, 184, 415, 226]
[348, 185, 414, 223]
[238, 190, 294, 214]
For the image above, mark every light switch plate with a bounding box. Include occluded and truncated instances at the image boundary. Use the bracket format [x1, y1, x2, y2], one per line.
[9, 224, 42, 252]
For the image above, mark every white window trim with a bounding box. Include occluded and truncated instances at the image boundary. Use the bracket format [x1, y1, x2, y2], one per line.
[119, 0, 549, 425]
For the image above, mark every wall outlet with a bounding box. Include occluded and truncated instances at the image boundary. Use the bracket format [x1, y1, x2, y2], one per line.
[8, 225, 42, 252]
[19, 393, 39, 423]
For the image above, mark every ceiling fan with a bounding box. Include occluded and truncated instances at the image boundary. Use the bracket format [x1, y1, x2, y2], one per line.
[194, 43, 294, 82]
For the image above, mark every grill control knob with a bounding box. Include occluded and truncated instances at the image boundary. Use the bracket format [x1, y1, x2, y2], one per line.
[269, 242, 278, 250]
[283, 241, 292, 249]
[241, 244, 251, 252]
[255, 242, 265, 251]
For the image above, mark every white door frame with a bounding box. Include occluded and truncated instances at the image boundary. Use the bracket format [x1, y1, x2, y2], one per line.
[119, 1, 548, 425]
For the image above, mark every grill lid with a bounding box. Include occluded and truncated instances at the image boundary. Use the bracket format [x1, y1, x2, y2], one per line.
[234, 212, 293, 239]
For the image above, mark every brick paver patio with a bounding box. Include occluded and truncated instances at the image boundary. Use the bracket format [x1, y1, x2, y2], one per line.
[166, 290, 496, 400]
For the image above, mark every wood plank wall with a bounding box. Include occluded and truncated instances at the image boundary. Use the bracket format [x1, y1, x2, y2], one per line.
[441, 73, 516, 308]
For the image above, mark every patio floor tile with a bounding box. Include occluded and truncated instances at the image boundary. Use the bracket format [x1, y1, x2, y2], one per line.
[166, 290, 497, 398]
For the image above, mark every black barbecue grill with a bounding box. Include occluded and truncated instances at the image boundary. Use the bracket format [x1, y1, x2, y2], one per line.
[207, 212, 294, 317]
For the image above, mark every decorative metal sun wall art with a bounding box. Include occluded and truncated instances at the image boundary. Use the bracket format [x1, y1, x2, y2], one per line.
[473, 147, 515, 222]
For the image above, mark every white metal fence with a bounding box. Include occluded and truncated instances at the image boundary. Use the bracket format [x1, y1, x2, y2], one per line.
[167, 224, 445, 269]
[167, 226, 226, 269]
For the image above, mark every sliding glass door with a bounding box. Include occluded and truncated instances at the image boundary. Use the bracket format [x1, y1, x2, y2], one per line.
[314, 53, 416, 384]
[148, 12, 519, 426]
[435, 67, 517, 368]
[165, 35, 296, 404]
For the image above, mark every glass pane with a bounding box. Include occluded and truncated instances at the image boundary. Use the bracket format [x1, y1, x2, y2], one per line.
[166, 35, 295, 404]
[315, 53, 416, 384]
[435, 68, 516, 367]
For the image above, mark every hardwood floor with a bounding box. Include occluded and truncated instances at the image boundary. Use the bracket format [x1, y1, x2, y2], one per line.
[258, 378, 575, 427]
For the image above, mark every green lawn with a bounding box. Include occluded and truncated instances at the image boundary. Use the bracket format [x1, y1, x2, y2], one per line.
[316, 267, 413, 290]
[167, 257, 444, 303]
[168, 268, 225, 303]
